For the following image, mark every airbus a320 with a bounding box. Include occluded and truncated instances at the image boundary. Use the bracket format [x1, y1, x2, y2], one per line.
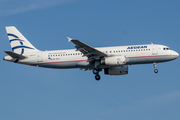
[3, 26, 179, 80]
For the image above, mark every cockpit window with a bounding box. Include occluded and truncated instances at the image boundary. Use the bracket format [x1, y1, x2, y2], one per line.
[163, 47, 170, 50]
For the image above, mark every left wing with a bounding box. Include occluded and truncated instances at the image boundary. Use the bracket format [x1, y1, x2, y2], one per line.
[68, 37, 107, 61]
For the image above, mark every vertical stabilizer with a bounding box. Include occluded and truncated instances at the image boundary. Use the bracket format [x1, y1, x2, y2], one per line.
[5, 26, 39, 55]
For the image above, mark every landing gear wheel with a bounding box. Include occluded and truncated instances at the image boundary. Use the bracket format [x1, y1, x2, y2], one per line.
[153, 63, 158, 73]
[95, 74, 101, 81]
[93, 68, 99, 74]
[154, 69, 158, 73]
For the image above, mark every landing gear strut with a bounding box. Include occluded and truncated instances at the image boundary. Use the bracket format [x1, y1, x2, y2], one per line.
[93, 68, 101, 81]
[153, 62, 158, 73]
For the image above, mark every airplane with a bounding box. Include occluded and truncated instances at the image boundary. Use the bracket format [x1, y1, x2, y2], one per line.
[3, 26, 179, 80]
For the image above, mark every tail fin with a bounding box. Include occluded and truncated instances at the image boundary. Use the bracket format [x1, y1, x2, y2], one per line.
[5, 26, 39, 55]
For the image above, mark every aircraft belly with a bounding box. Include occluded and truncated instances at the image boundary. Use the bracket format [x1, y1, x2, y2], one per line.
[36, 60, 91, 69]
[38, 62, 78, 69]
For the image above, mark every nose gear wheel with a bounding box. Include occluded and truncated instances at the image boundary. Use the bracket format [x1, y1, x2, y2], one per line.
[153, 63, 158, 73]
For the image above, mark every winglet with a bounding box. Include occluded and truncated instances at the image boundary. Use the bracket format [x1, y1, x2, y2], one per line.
[67, 37, 72, 42]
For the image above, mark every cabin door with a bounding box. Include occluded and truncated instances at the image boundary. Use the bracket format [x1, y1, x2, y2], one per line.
[152, 44, 158, 55]
[37, 53, 43, 62]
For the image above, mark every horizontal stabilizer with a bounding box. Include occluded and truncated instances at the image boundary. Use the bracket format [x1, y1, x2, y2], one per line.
[4, 51, 27, 59]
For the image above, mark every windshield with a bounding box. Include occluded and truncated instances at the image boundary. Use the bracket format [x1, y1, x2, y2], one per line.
[163, 47, 170, 50]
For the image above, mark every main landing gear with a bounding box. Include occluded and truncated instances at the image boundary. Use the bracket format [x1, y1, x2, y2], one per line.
[93, 68, 101, 81]
[95, 74, 101, 81]
[153, 62, 158, 73]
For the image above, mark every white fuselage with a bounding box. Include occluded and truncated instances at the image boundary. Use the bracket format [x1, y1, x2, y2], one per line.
[4, 26, 179, 80]
[5, 44, 178, 69]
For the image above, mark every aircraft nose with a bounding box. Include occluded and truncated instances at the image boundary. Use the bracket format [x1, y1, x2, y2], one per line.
[174, 51, 179, 59]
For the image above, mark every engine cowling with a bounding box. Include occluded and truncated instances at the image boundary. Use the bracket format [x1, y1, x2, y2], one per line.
[101, 56, 126, 66]
[104, 65, 128, 75]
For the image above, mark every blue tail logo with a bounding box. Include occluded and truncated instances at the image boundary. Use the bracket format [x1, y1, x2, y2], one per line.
[8, 33, 34, 55]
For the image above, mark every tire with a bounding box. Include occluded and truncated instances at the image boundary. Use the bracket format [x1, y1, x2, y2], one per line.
[154, 69, 158, 73]
[95, 74, 101, 81]
[93, 68, 99, 74]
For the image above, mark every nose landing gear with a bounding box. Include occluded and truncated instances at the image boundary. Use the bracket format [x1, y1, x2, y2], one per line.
[153, 63, 158, 73]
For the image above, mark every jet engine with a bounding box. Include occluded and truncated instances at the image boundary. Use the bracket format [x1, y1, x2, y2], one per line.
[101, 56, 126, 66]
[104, 65, 128, 75]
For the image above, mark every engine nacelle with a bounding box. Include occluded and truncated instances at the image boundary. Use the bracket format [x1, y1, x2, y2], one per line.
[101, 56, 126, 66]
[104, 65, 128, 75]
